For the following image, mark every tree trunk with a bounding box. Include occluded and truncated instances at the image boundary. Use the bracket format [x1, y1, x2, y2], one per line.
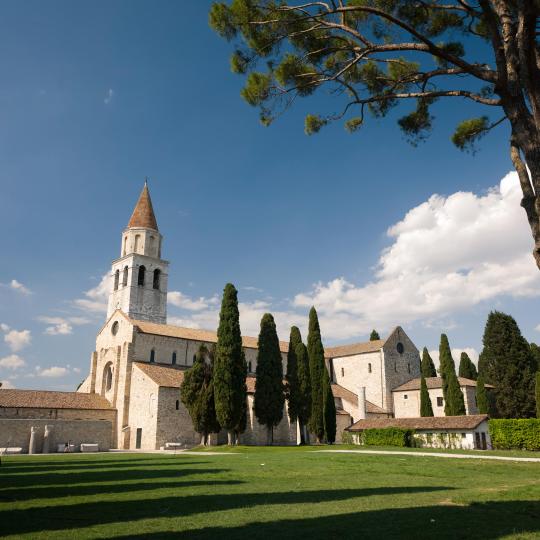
[200, 433, 206, 446]
[304, 425, 310, 445]
[299, 422, 305, 445]
[227, 430, 235, 445]
[266, 426, 273, 445]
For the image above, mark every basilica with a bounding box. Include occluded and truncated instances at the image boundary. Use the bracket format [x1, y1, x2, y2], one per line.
[2, 183, 490, 452]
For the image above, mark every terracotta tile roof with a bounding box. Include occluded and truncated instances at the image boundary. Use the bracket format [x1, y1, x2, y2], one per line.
[393, 377, 494, 392]
[347, 414, 489, 432]
[331, 384, 389, 414]
[131, 319, 290, 354]
[0, 389, 112, 410]
[134, 362, 187, 388]
[127, 182, 158, 230]
[325, 339, 385, 359]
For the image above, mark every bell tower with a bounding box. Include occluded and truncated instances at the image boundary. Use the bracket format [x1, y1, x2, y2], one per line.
[107, 181, 169, 323]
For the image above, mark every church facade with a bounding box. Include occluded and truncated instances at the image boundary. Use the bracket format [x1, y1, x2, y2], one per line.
[1, 183, 428, 451]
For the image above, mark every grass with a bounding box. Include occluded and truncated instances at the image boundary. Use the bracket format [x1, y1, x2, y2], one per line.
[0, 447, 538, 539]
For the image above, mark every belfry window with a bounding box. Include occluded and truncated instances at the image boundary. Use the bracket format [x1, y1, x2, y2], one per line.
[150, 349, 155, 363]
[153, 269, 161, 290]
[138, 265, 146, 286]
[123, 266, 128, 286]
[134, 234, 141, 253]
[114, 270, 119, 291]
[248, 361, 252, 373]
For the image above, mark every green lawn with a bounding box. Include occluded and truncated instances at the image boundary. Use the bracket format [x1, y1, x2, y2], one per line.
[1, 447, 539, 539]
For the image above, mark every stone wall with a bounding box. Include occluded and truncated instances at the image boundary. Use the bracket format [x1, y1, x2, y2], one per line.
[0, 407, 116, 422]
[0, 419, 112, 453]
[335, 412, 352, 443]
[156, 387, 199, 448]
[127, 365, 158, 449]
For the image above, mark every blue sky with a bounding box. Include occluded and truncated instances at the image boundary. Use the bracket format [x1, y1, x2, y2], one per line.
[1, 1, 539, 390]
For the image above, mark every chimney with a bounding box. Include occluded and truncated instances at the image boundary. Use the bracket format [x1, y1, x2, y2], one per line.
[357, 386, 366, 420]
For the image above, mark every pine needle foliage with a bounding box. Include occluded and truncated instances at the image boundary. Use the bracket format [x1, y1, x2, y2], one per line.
[459, 352, 478, 380]
[420, 347, 437, 378]
[285, 326, 303, 423]
[476, 374, 489, 415]
[295, 342, 312, 444]
[369, 330, 380, 341]
[254, 313, 285, 444]
[213, 283, 247, 443]
[420, 374, 433, 417]
[322, 369, 336, 444]
[307, 307, 326, 442]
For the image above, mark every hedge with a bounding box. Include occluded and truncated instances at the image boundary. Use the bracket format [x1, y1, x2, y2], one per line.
[361, 427, 415, 447]
[489, 419, 540, 451]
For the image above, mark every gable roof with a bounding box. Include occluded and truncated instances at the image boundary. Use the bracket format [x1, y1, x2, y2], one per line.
[324, 339, 385, 359]
[134, 362, 186, 388]
[331, 383, 389, 414]
[131, 319, 290, 353]
[128, 182, 158, 230]
[393, 377, 494, 392]
[347, 414, 489, 432]
[0, 389, 112, 410]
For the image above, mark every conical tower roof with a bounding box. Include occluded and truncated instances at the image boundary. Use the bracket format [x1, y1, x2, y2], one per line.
[127, 181, 158, 230]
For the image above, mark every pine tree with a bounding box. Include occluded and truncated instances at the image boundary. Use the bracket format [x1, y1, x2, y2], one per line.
[480, 311, 536, 418]
[476, 374, 489, 415]
[322, 369, 336, 444]
[307, 307, 326, 443]
[536, 372, 540, 419]
[458, 352, 478, 380]
[285, 326, 303, 424]
[254, 313, 285, 445]
[295, 342, 312, 444]
[213, 283, 247, 444]
[369, 330, 380, 341]
[420, 347, 437, 378]
[180, 344, 220, 445]
[420, 374, 433, 417]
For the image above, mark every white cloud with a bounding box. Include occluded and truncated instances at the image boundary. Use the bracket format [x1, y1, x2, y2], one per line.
[0, 380, 15, 389]
[38, 366, 69, 378]
[0, 354, 25, 370]
[74, 274, 110, 313]
[168, 291, 219, 311]
[428, 348, 479, 371]
[0, 323, 9, 332]
[3, 329, 31, 352]
[44, 323, 73, 336]
[38, 315, 91, 336]
[10, 279, 31, 295]
[104, 88, 114, 105]
[294, 172, 540, 340]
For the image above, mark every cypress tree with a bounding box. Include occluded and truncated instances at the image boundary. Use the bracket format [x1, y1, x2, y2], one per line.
[234, 352, 248, 442]
[295, 342, 312, 444]
[536, 372, 540, 419]
[480, 311, 536, 418]
[307, 307, 326, 443]
[530, 343, 540, 373]
[254, 313, 285, 445]
[322, 369, 336, 444]
[458, 352, 478, 380]
[213, 283, 246, 444]
[420, 374, 433, 417]
[446, 370, 466, 416]
[476, 374, 489, 415]
[369, 330, 380, 341]
[180, 344, 220, 445]
[285, 326, 303, 425]
[420, 347, 437, 378]
[438, 334, 455, 401]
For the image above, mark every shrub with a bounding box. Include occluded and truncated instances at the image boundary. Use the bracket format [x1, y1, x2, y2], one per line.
[489, 419, 540, 451]
[361, 427, 415, 447]
[341, 430, 355, 445]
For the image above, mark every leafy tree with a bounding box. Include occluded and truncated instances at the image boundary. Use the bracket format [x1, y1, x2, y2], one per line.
[458, 352, 478, 380]
[180, 344, 220, 445]
[307, 306, 326, 442]
[369, 330, 380, 341]
[254, 313, 285, 444]
[285, 326, 303, 424]
[322, 369, 336, 444]
[210, 1, 540, 269]
[480, 311, 536, 418]
[213, 283, 247, 444]
[420, 374, 434, 417]
[420, 347, 437, 378]
[476, 374, 490, 415]
[536, 372, 540, 419]
[295, 341, 312, 444]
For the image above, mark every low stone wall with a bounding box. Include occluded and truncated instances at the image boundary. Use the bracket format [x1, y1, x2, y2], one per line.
[0, 419, 113, 453]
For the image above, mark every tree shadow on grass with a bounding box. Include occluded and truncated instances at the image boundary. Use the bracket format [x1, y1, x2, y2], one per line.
[110, 500, 540, 540]
[0, 486, 448, 536]
[0, 478, 244, 502]
[0, 467, 227, 489]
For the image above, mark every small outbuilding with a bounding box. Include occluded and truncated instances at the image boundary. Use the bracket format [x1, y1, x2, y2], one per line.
[346, 414, 491, 450]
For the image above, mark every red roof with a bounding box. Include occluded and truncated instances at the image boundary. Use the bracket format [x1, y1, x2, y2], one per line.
[127, 182, 158, 230]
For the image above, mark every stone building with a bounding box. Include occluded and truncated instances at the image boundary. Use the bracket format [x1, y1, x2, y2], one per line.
[1, 182, 443, 451]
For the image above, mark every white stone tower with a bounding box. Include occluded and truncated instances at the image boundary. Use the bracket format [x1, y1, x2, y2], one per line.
[107, 181, 169, 324]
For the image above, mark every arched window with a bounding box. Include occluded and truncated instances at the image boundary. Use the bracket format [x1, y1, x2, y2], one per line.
[153, 269, 161, 290]
[134, 234, 141, 253]
[175, 400, 180, 410]
[122, 266, 128, 286]
[114, 270, 119, 291]
[248, 361, 252, 373]
[138, 265, 146, 286]
[172, 352, 177, 365]
[150, 349, 155, 363]
[368, 363, 372, 373]
[123, 236, 127, 256]
[192, 354, 196, 364]
[104, 363, 113, 391]
[341, 367, 345, 377]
